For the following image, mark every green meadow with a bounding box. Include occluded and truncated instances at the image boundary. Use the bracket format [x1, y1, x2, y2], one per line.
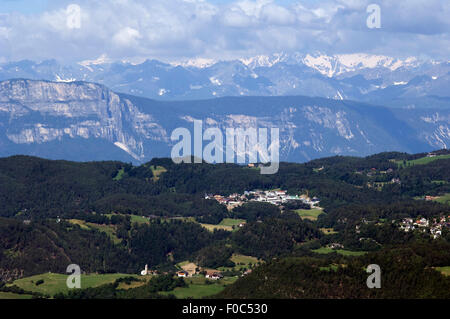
[320, 228, 338, 235]
[312, 247, 367, 256]
[218, 254, 261, 272]
[150, 165, 167, 181]
[113, 168, 125, 181]
[396, 154, 450, 168]
[434, 193, 450, 205]
[68, 219, 122, 244]
[435, 266, 450, 276]
[10, 273, 140, 296]
[0, 292, 33, 299]
[160, 276, 237, 299]
[219, 218, 246, 227]
[295, 208, 323, 221]
[200, 218, 246, 232]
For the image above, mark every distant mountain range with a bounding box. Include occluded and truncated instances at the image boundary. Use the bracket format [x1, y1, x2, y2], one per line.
[0, 79, 447, 163]
[0, 53, 449, 109]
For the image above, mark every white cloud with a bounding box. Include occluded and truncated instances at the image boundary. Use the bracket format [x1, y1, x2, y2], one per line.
[0, 0, 448, 62]
[260, 4, 296, 25]
[235, 0, 272, 17]
[221, 7, 253, 27]
[113, 27, 141, 46]
[0, 26, 10, 38]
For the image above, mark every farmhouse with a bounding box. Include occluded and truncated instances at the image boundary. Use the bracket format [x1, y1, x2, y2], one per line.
[328, 243, 344, 250]
[205, 270, 223, 280]
[242, 269, 252, 277]
[177, 270, 189, 278]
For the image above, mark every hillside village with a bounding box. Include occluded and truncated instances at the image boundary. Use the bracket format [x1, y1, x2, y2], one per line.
[205, 189, 320, 210]
[140, 255, 258, 284]
[134, 190, 320, 281]
[399, 216, 450, 239]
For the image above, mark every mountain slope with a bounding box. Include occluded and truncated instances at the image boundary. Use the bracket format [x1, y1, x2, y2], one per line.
[1, 53, 449, 106]
[0, 79, 169, 162]
[0, 79, 447, 163]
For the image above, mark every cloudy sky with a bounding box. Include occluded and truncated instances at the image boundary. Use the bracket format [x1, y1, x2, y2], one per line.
[0, 0, 449, 63]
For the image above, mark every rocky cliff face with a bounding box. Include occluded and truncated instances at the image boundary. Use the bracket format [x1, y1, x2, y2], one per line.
[0, 79, 168, 161]
[170, 101, 436, 162]
[0, 79, 447, 163]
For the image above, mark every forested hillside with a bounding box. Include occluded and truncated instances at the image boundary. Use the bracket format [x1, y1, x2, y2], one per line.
[0, 150, 449, 298]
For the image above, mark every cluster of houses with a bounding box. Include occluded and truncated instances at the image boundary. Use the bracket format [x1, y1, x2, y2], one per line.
[175, 269, 223, 280]
[399, 216, 450, 239]
[140, 264, 225, 280]
[205, 189, 320, 210]
[328, 243, 344, 250]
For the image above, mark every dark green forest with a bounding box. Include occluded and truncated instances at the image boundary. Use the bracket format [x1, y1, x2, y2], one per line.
[0, 150, 449, 298]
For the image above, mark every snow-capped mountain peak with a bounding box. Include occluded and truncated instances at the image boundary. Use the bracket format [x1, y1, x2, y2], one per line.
[239, 53, 289, 68]
[302, 53, 420, 77]
[1, 52, 448, 106]
[170, 58, 217, 68]
[78, 54, 111, 71]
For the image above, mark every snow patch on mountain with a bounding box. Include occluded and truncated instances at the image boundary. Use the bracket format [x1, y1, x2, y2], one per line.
[302, 53, 419, 77]
[78, 54, 111, 71]
[240, 53, 288, 68]
[114, 141, 142, 161]
[171, 58, 217, 68]
[209, 77, 222, 86]
[55, 74, 76, 83]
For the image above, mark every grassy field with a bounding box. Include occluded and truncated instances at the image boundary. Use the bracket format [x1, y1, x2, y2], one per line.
[160, 276, 237, 299]
[150, 165, 167, 181]
[113, 168, 125, 181]
[434, 193, 450, 205]
[231, 254, 260, 266]
[68, 219, 90, 230]
[106, 213, 150, 225]
[431, 180, 448, 185]
[435, 266, 450, 276]
[161, 283, 224, 299]
[217, 254, 261, 272]
[294, 208, 323, 221]
[176, 260, 191, 268]
[219, 218, 246, 227]
[68, 219, 121, 244]
[396, 154, 450, 168]
[116, 277, 150, 290]
[319, 264, 339, 272]
[200, 218, 246, 232]
[320, 228, 338, 235]
[129, 214, 150, 225]
[0, 292, 33, 299]
[312, 247, 367, 256]
[231, 254, 261, 270]
[200, 223, 234, 232]
[10, 273, 140, 296]
[87, 222, 121, 244]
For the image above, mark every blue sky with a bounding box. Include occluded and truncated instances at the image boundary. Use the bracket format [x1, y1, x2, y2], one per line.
[0, 0, 449, 63]
[0, 0, 300, 13]
[0, 0, 48, 14]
